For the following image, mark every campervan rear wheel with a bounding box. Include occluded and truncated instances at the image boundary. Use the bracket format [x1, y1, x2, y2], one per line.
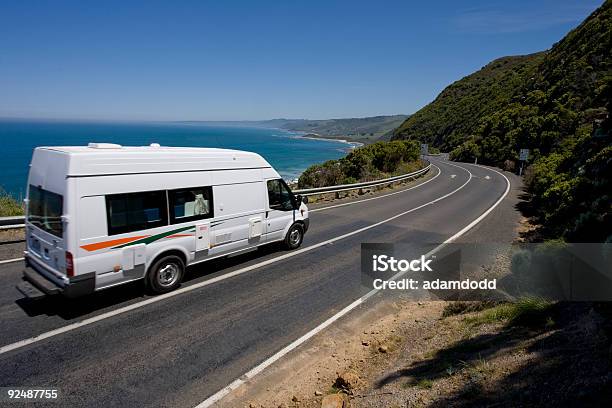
[147, 255, 185, 294]
[284, 224, 304, 250]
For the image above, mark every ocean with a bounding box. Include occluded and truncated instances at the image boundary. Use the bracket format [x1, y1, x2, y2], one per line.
[0, 119, 352, 199]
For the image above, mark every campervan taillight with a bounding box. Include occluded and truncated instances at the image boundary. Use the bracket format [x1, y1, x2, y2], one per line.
[65, 251, 75, 277]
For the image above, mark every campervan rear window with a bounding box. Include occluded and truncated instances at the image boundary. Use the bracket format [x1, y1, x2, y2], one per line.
[105, 190, 168, 235]
[27, 185, 64, 238]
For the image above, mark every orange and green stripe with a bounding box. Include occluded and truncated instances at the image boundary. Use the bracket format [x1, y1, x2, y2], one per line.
[80, 225, 197, 252]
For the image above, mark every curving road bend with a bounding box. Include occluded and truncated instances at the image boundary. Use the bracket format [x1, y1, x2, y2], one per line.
[0, 158, 512, 407]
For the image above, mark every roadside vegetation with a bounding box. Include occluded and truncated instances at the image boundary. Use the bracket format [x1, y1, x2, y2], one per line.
[297, 140, 422, 188]
[428, 146, 440, 155]
[0, 190, 24, 217]
[443, 298, 555, 328]
[393, 1, 611, 242]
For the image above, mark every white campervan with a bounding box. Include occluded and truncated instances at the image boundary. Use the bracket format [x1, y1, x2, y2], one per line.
[17, 143, 309, 298]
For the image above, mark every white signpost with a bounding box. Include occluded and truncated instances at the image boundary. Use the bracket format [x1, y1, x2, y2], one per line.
[519, 148, 529, 176]
[421, 143, 428, 156]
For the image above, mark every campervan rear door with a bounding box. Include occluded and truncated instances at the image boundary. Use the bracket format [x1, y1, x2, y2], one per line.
[25, 149, 70, 277]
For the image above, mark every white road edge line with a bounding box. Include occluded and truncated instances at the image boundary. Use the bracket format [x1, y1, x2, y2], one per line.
[0, 162, 470, 356]
[195, 162, 510, 408]
[311, 165, 441, 213]
[0, 257, 24, 265]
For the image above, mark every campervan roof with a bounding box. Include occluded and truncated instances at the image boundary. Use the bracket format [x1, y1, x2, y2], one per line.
[33, 144, 272, 177]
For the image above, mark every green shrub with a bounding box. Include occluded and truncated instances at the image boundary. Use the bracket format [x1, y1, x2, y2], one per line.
[463, 298, 554, 328]
[450, 140, 480, 162]
[0, 190, 24, 216]
[298, 160, 346, 188]
[298, 140, 422, 188]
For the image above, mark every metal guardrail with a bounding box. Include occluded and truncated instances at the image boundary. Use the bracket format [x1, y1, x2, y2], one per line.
[0, 216, 25, 230]
[294, 161, 431, 196]
[0, 162, 431, 230]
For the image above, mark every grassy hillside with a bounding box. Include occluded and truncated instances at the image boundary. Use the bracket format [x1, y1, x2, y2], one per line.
[393, 1, 611, 242]
[277, 115, 408, 140]
[394, 53, 545, 150]
[254, 115, 409, 143]
[180, 115, 408, 144]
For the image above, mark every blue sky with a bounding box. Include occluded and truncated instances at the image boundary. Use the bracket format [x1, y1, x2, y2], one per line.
[0, 0, 602, 121]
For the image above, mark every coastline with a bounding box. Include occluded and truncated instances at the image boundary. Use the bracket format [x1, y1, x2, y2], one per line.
[285, 132, 363, 185]
[296, 132, 365, 148]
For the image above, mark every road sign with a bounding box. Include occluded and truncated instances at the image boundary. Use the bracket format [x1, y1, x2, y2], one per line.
[421, 143, 428, 155]
[518, 148, 530, 176]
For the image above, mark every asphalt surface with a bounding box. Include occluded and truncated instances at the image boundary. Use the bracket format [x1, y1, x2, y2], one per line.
[0, 158, 517, 407]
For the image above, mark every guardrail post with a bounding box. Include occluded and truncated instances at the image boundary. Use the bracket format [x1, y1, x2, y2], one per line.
[0, 216, 26, 230]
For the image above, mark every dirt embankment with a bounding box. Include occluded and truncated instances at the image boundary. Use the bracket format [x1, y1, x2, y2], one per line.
[226, 298, 612, 408]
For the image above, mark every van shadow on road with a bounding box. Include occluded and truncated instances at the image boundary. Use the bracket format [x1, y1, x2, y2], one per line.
[15, 242, 286, 320]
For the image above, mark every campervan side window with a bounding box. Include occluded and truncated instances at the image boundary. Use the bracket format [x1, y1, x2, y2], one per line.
[168, 186, 213, 224]
[105, 190, 168, 235]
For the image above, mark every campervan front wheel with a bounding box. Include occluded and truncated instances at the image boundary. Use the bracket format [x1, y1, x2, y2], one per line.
[146, 255, 185, 294]
[284, 224, 304, 250]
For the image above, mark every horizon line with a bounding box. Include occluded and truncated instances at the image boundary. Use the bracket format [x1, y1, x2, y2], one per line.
[0, 113, 410, 124]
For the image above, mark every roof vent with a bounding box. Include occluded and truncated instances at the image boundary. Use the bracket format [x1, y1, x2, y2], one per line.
[149, 143, 161, 148]
[88, 143, 122, 149]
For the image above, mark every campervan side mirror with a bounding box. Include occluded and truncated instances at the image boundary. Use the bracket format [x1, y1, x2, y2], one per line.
[296, 194, 308, 205]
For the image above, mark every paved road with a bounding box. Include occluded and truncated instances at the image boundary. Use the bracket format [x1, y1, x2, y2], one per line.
[0, 158, 513, 407]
